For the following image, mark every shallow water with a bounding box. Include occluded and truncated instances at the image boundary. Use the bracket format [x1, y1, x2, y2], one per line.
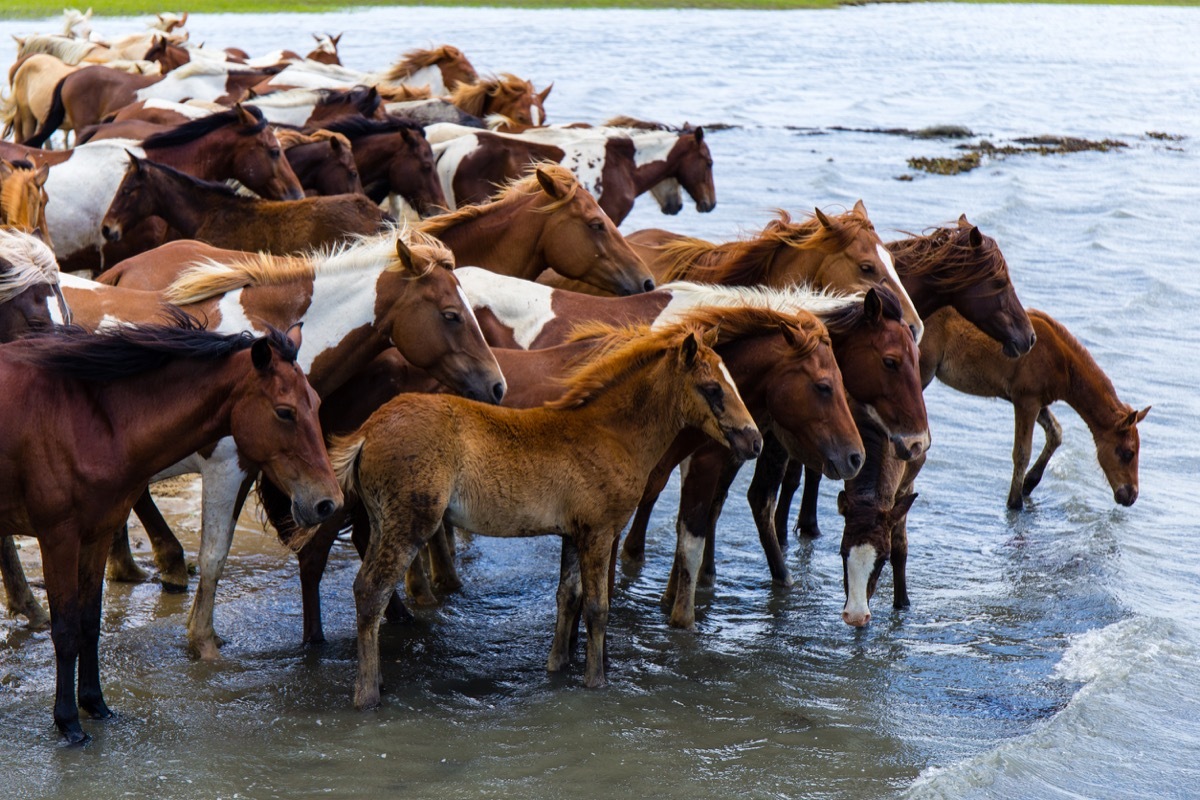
[1, 5, 1198, 798]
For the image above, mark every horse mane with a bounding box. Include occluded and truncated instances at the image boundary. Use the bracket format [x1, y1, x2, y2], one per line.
[820, 286, 903, 337]
[655, 281, 857, 318]
[419, 163, 580, 236]
[321, 114, 425, 140]
[162, 228, 449, 305]
[604, 115, 674, 131]
[449, 74, 531, 117]
[12, 307, 297, 382]
[0, 230, 58, 304]
[887, 223, 1011, 296]
[274, 127, 350, 151]
[142, 105, 266, 149]
[0, 163, 43, 227]
[375, 84, 433, 102]
[167, 59, 262, 79]
[546, 322, 705, 410]
[384, 45, 470, 81]
[131, 159, 243, 199]
[15, 35, 100, 64]
[655, 210, 870, 285]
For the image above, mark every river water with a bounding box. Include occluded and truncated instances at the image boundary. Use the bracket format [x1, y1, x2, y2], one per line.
[1, 4, 1197, 798]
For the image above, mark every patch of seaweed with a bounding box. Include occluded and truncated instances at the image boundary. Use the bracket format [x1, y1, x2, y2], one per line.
[907, 135, 1129, 176]
[831, 124, 974, 139]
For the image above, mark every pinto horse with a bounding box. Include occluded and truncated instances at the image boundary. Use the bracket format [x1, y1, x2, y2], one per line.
[326, 323, 759, 706]
[448, 74, 551, 129]
[0, 105, 304, 273]
[99, 156, 386, 257]
[0, 313, 340, 743]
[319, 116, 445, 217]
[54, 232, 505, 658]
[257, 45, 477, 95]
[922, 306, 1148, 509]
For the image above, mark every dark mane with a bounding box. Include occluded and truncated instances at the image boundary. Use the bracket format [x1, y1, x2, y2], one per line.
[819, 286, 903, 337]
[320, 114, 425, 139]
[133, 159, 243, 199]
[330, 85, 383, 116]
[142, 106, 267, 150]
[12, 307, 297, 382]
[886, 223, 1011, 296]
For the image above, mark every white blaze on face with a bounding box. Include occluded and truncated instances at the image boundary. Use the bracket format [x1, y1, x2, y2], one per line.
[455, 267, 555, 349]
[717, 361, 745, 407]
[842, 543, 878, 626]
[876, 243, 923, 342]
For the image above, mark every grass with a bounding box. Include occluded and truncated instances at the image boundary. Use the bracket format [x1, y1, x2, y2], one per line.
[0, 0, 1195, 18]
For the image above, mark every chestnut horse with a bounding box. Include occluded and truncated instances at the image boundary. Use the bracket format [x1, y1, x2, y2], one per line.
[54, 232, 505, 658]
[448, 74, 551, 129]
[319, 116, 445, 217]
[326, 323, 759, 706]
[99, 156, 386, 257]
[921, 306, 1149, 508]
[0, 160, 52, 248]
[275, 129, 363, 197]
[0, 314, 340, 743]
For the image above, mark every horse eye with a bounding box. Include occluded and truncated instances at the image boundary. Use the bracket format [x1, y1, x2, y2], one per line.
[275, 407, 296, 422]
[859, 262, 875, 273]
[442, 310, 462, 323]
[1118, 448, 1134, 464]
[588, 221, 605, 232]
[701, 382, 723, 402]
[815, 382, 833, 397]
[269, 148, 282, 159]
[883, 357, 899, 371]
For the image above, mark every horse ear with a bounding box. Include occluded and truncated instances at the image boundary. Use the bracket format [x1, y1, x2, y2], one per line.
[701, 324, 720, 347]
[778, 321, 797, 347]
[34, 164, 50, 187]
[329, 135, 343, 153]
[234, 103, 256, 126]
[693, 126, 704, 144]
[180, 11, 188, 26]
[836, 490, 848, 516]
[957, 213, 971, 227]
[853, 199, 868, 216]
[863, 288, 883, 321]
[814, 207, 834, 231]
[893, 492, 918, 517]
[251, 337, 273, 371]
[0, 161, 13, 180]
[537, 83, 553, 103]
[312, 33, 321, 42]
[968, 226, 983, 248]
[395, 237, 415, 272]
[124, 149, 143, 171]
[286, 322, 303, 350]
[333, 33, 342, 46]
[535, 168, 563, 200]
[1136, 405, 1151, 424]
[680, 332, 698, 367]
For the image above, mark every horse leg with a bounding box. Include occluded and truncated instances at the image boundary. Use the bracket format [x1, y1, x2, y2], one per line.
[578, 534, 614, 689]
[427, 521, 462, 592]
[774, 458, 803, 545]
[621, 457, 675, 564]
[349, 506, 409, 623]
[106, 523, 149, 583]
[548, 537, 582, 672]
[797, 466, 823, 539]
[1022, 406, 1062, 498]
[76, 532, 114, 721]
[186, 462, 251, 660]
[298, 519, 341, 646]
[38, 532, 86, 743]
[746, 435, 791, 586]
[132, 489, 189, 591]
[404, 550, 438, 608]
[666, 446, 726, 628]
[1007, 402, 1040, 510]
[1, 535, 50, 629]
[698, 453, 738, 588]
[891, 456, 924, 610]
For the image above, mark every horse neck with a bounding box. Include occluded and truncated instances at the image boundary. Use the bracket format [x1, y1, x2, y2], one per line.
[1055, 322, 1126, 435]
[85, 355, 246, 481]
[432, 199, 546, 278]
[142, 135, 231, 182]
[138, 170, 207, 236]
[630, 139, 680, 194]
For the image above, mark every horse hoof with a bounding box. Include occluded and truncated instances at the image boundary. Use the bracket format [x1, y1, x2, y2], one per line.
[58, 724, 90, 746]
[106, 562, 150, 583]
[159, 578, 189, 594]
[189, 637, 224, 661]
[583, 674, 608, 690]
[798, 524, 821, 539]
[82, 702, 114, 720]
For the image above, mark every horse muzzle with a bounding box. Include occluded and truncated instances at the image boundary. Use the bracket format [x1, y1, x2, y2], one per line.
[101, 223, 122, 243]
[824, 448, 865, 481]
[695, 198, 716, 213]
[724, 425, 763, 461]
[1114, 484, 1138, 507]
[291, 492, 342, 529]
[891, 430, 930, 461]
[1002, 329, 1037, 358]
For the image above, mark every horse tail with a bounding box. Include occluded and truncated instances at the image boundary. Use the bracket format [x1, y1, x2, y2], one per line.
[328, 432, 366, 498]
[22, 73, 67, 147]
[0, 88, 17, 140]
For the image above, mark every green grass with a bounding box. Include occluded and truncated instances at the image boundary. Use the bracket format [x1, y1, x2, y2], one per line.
[0, 0, 1193, 18]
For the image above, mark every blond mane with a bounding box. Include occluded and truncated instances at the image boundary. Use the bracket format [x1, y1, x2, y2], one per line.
[0, 229, 59, 304]
[383, 45, 470, 81]
[419, 163, 581, 237]
[449, 74, 533, 117]
[375, 84, 433, 102]
[274, 127, 351, 152]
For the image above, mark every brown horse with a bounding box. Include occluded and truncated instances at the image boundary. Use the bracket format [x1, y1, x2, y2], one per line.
[319, 116, 445, 217]
[0, 314, 341, 743]
[449, 73, 551, 128]
[100, 155, 387, 256]
[0, 160, 52, 248]
[326, 323, 758, 706]
[921, 305, 1149, 508]
[386, 45, 478, 93]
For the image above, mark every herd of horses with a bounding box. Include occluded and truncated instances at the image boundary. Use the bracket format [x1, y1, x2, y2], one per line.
[0, 10, 1149, 744]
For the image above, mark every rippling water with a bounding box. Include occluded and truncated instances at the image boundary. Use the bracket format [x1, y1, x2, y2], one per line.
[1, 5, 1197, 798]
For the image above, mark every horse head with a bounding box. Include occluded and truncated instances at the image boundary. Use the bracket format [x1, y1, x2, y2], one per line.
[673, 126, 716, 213]
[838, 490, 918, 627]
[1097, 405, 1150, 506]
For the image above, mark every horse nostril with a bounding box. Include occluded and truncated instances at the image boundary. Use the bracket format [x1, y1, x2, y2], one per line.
[909, 323, 920, 340]
[848, 452, 863, 472]
[315, 499, 336, 519]
[491, 382, 506, 403]
[642, 278, 656, 293]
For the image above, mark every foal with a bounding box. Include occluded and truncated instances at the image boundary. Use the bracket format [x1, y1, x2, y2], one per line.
[324, 325, 759, 707]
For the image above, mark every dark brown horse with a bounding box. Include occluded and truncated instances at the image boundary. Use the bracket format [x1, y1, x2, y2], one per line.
[0, 314, 340, 743]
[319, 115, 445, 216]
[276, 129, 363, 197]
[100, 156, 386, 256]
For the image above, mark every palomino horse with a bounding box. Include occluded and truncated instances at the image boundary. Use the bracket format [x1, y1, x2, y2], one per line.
[99, 156, 386, 256]
[320, 116, 445, 217]
[0, 160, 52, 248]
[256, 45, 477, 95]
[275, 129, 363, 197]
[785, 217, 1038, 539]
[0, 313, 340, 743]
[24, 60, 284, 145]
[55, 232, 505, 658]
[0, 105, 305, 273]
[325, 323, 759, 706]
[430, 124, 713, 224]
[921, 306, 1149, 508]
[448, 74, 551, 129]
[99, 165, 653, 298]
[623, 204, 924, 339]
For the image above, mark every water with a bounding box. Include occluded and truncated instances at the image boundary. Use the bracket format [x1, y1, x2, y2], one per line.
[1, 5, 1198, 798]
